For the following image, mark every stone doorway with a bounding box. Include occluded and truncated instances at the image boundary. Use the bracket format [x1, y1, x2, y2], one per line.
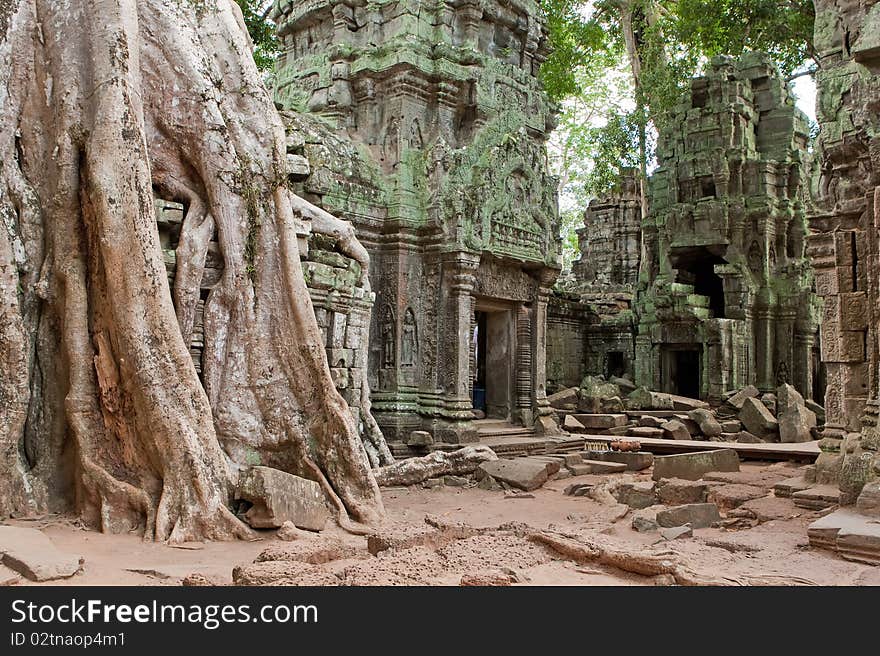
[472, 304, 515, 421]
[661, 346, 701, 398]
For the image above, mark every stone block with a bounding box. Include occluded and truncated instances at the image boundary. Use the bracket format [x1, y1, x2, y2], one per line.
[652, 449, 740, 481]
[563, 414, 586, 433]
[669, 395, 709, 411]
[477, 459, 549, 491]
[548, 387, 579, 409]
[707, 484, 766, 510]
[638, 415, 665, 428]
[739, 397, 779, 439]
[656, 478, 711, 505]
[720, 420, 742, 433]
[779, 404, 817, 443]
[580, 460, 627, 474]
[581, 450, 654, 471]
[661, 419, 691, 440]
[688, 408, 722, 437]
[773, 476, 812, 497]
[628, 426, 665, 439]
[792, 484, 841, 510]
[656, 503, 721, 529]
[572, 413, 628, 429]
[0, 527, 84, 582]
[659, 525, 693, 540]
[726, 385, 759, 410]
[237, 466, 331, 531]
[626, 387, 675, 410]
[615, 481, 657, 509]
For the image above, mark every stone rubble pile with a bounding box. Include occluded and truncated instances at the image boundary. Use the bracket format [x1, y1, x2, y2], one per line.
[549, 376, 823, 445]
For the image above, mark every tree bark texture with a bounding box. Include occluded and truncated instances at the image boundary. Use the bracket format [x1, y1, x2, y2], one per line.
[0, 0, 384, 541]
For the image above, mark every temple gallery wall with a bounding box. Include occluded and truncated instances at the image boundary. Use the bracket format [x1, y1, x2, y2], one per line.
[267, 0, 879, 505]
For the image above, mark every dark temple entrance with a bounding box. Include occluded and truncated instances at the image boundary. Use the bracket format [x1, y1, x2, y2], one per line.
[661, 346, 701, 399]
[472, 305, 515, 420]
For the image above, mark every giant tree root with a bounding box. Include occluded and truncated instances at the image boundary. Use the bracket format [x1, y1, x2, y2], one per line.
[0, 0, 384, 540]
[373, 446, 498, 487]
[528, 531, 818, 586]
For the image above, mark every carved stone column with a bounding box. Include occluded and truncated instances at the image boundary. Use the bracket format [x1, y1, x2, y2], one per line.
[435, 252, 480, 443]
[515, 304, 533, 427]
[532, 267, 560, 434]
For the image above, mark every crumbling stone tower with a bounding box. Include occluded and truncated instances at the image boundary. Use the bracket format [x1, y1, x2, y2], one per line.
[272, 0, 562, 445]
[546, 170, 641, 390]
[807, 0, 880, 507]
[635, 53, 819, 402]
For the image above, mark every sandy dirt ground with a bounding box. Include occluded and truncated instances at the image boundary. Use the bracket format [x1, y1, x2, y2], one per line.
[5, 461, 880, 586]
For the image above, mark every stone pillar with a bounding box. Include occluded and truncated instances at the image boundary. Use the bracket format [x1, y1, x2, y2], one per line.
[515, 304, 533, 427]
[435, 253, 480, 443]
[532, 268, 560, 434]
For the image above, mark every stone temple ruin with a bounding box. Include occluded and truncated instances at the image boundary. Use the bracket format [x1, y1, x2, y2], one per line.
[800, 0, 880, 555]
[271, 0, 562, 448]
[547, 170, 641, 391]
[637, 53, 819, 403]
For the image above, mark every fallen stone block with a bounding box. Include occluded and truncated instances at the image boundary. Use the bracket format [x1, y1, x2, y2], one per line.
[735, 496, 801, 523]
[478, 458, 549, 491]
[581, 450, 653, 471]
[761, 393, 778, 415]
[652, 449, 740, 481]
[779, 404, 817, 443]
[548, 387, 579, 409]
[0, 526, 84, 582]
[661, 419, 692, 440]
[807, 508, 880, 561]
[656, 478, 711, 505]
[720, 420, 742, 433]
[856, 480, 880, 516]
[610, 376, 637, 392]
[804, 399, 825, 423]
[707, 484, 767, 510]
[581, 460, 627, 474]
[792, 484, 840, 510]
[689, 408, 722, 438]
[626, 387, 675, 410]
[637, 415, 665, 428]
[632, 515, 659, 532]
[573, 413, 628, 430]
[522, 457, 562, 476]
[659, 525, 693, 540]
[674, 415, 702, 436]
[838, 522, 880, 565]
[739, 397, 779, 440]
[615, 481, 657, 509]
[563, 414, 586, 433]
[237, 466, 331, 530]
[444, 475, 469, 487]
[669, 395, 709, 411]
[656, 503, 721, 529]
[726, 385, 760, 410]
[629, 426, 665, 439]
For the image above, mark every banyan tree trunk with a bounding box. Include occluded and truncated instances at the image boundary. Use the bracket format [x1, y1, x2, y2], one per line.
[0, 0, 384, 542]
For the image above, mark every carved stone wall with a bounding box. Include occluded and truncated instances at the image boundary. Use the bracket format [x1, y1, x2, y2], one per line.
[272, 0, 562, 444]
[807, 0, 880, 507]
[635, 52, 819, 402]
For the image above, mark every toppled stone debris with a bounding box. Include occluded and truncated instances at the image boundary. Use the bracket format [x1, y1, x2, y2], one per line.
[739, 397, 779, 441]
[0, 526, 84, 582]
[652, 449, 740, 481]
[236, 466, 331, 531]
[477, 459, 549, 491]
[656, 503, 721, 529]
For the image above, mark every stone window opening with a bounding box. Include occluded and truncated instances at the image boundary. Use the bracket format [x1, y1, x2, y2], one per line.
[692, 87, 708, 108]
[606, 351, 625, 379]
[699, 176, 717, 199]
[672, 248, 727, 319]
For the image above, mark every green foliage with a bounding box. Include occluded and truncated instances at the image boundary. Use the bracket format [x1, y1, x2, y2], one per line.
[670, 0, 816, 77]
[234, 0, 278, 73]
